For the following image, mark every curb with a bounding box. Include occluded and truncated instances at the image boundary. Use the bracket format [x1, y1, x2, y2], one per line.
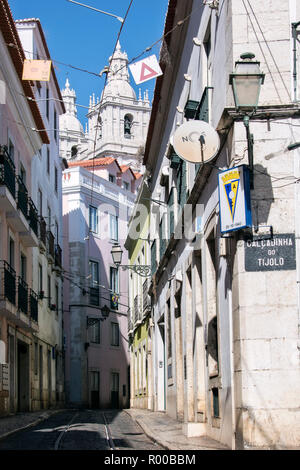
[0, 409, 65, 442]
[124, 409, 172, 451]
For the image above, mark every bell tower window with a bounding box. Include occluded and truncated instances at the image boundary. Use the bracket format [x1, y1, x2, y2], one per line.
[124, 114, 133, 137]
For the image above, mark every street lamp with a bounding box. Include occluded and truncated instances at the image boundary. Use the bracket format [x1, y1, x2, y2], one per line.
[229, 53, 265, 189]
[111, 243, 152, 278]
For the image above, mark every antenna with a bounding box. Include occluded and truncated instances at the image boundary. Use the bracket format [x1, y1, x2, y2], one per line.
[172, 120, 220, 164]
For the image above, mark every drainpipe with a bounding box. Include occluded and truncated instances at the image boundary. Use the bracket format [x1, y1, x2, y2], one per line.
[292, 22, 300, 102]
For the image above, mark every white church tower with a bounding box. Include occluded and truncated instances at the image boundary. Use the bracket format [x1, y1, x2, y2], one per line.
[59, 42, 151, 170]
[59, 78, 89, 160]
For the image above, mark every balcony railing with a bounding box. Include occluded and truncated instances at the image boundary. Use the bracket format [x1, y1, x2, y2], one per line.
[47, 230, 55, 259]
[17, 176, 28, 219]
[29, 289, 38, 322]
[55, 244, 62, 268]
[18, 277, 28, 315]
[39, 216, 47, 246]
[0, 260, 16, 305]
[28, 198, 38, 237]
[0, 146, 16, 198]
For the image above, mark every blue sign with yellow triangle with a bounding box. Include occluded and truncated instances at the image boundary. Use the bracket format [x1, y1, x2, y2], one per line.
[218, 165, 252, 233]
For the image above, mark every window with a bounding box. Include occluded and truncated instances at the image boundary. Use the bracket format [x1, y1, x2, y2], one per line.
[89, 260, 99, 306]
[109, 174, 115, 183]
[89, 319, 100, 344]
[47, 205, 51, 230]
[20, 253, 26, 281]
[111, 322, 119, 347]
[54, 109, 57, 141]
[123, 181, 129, 191]
[34, 343, 38, 375]
[20, 164, 26, 185]
[9, 237, 14, 268]
[47, 275, 51, 308]
[46, 87, 49, 119]
[38, 263, 43, 293]
[212, 388, 220, 418]
[124, 114, 132, 136]
[90, 371, 99, 391]
[47, 148, 50, 175]
[54, 221, 59, 241]
[71, 146, 78, 158]
[110, 267, 119, 309]
[54, 166, 58, 193]
[38, 189, 43, 216]
[8, 139, 14, 162]
[110, 214, 118, 241]
[89, 206, 98, 233]
[110, 267, 119, 293]
[55, 284, 59, 315]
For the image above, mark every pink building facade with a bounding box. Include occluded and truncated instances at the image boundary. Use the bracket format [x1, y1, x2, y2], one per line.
[62, 158, 140, 408]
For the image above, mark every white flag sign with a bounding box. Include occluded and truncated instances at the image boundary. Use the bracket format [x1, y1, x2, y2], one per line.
[129, 55, 162, 85]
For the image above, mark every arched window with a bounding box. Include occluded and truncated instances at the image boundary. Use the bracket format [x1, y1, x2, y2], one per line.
[71, 146, 78, 158]
[97, 116, 102, 139]
[124, 114, 133, 137]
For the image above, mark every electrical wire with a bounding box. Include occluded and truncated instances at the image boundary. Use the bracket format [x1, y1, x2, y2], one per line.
[245, 0, 291, 101]
[241, 0, 282, 104]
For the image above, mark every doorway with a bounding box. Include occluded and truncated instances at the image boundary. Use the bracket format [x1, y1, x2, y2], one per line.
[90, 371, 100, 408]
[111, 372, 119, 409]
[157, 317, 166, 411]
[17, 340, 29, 412]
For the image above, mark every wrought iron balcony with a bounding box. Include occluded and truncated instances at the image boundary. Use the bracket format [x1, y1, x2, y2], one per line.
[16, 175, 28, 219]
[28, 198, 38, 237]
[18, 277, 28, 315]
[0, 145, 16, 198]
[0, 260, 16, 305]
[29, 289, 38, 323]
[47, 230, 55, 260]
[55, 243, 62, 268]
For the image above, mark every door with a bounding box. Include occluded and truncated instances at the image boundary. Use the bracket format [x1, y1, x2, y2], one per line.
[17, 341, 29, 412]
[90, 371, 100, 408]
[47, 350, 51, 406]
[9, 334, 15, 413]
[39, 345, 43, 408]
[111, 372, 119, 409]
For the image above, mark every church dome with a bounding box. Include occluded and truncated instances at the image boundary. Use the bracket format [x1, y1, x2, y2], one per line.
[102, 42, 136, 101]
[60, 78, 84, 135]
[102, 79, 136, 100]
[59, 113, 84, 134]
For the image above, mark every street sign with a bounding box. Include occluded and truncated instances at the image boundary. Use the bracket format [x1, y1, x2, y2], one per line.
[244, 233, 296, 271]
[129, 55, 162, 85]
[218, 165, 252, 233]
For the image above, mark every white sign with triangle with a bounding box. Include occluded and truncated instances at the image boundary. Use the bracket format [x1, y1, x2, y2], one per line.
[129, 55, 163, 85]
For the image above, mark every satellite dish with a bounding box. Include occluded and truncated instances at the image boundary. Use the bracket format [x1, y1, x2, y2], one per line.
[172, 120, 220, 164]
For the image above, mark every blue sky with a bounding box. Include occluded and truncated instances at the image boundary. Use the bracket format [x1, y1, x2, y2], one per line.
[9, 0, 169, 124]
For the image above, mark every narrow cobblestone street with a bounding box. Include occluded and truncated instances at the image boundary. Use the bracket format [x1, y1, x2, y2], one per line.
[0, 409, 162, 451]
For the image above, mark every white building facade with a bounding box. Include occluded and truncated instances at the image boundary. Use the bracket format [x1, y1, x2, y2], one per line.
[144, 0, 300, 449]
[16, 19, 66, 409]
